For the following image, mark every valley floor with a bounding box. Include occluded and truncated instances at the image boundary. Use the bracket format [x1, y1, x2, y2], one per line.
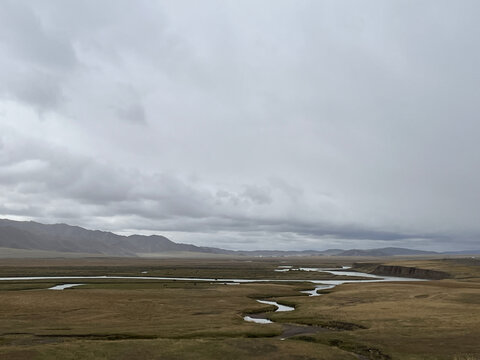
[0, 257, 478, 360]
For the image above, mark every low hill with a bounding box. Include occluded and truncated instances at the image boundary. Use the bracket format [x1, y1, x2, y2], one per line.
[1, 219, 473, 258]
[0, 219, 225, 256]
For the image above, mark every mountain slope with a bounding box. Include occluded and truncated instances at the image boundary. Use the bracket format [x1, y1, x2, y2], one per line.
[0, 219, 463, 257]
[0, 219, 223, 256]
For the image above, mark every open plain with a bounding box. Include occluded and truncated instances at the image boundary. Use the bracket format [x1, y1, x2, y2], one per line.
[0, 257, 478, 360]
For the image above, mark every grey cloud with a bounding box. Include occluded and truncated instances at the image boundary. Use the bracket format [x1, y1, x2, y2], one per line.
[6, 70, 64, 112]
[117, 103, 146, 124]
[0, 129, 443, 249]
[241, 185, 272, 205]
[0, 1, 77, 70]
[1, 1, 480, 251]
[0, 1, 78, 112]
[113, 84, 147, 124]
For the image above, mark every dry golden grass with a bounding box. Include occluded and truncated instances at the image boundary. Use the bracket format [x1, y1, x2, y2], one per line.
[0, 257, 363, 280]
[0, 257, 478, 359]
[274, 278, 480, 359]
[0, 337, 359, 360]
[0, 280, 356, 359]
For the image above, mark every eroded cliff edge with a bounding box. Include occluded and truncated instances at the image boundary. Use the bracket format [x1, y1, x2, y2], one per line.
[354, 263, 450, 280]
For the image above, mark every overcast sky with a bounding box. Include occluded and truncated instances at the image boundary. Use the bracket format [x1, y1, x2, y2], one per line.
[1, 0, 479, 251]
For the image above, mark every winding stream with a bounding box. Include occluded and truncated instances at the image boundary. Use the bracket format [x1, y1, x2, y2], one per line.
[243, 266, 423, 325]
[0, 266, 423, 329]
[244, 299, 294, 324]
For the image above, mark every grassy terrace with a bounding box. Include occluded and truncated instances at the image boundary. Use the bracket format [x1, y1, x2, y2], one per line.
[0, 257, 478, 359]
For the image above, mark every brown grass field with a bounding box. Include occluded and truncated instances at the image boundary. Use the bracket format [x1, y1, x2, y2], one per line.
[0, 256, 478, 359]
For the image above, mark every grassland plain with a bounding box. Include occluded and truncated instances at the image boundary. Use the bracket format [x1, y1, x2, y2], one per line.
[0, 257, 363, 280]
[0, 257, 478, 359]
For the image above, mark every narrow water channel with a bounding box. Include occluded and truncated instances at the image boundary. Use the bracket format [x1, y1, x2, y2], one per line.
[243, 265, 423, 325]
[48, 283, 84, 290]
[244, 299, 294, 324]
[0, 267, 423, 330]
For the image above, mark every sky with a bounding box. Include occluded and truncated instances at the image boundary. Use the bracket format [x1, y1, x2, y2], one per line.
[0, 0, 479, 251]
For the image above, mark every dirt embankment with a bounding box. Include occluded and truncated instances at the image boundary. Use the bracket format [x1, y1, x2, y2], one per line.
[354, 263, 450, 280]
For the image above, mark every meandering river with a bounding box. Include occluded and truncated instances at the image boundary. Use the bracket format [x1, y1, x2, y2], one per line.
[0, 266, 423, 327]
[241, 266, 423, 324]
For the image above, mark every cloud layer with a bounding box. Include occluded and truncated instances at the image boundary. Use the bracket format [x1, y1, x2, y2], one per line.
[1, 0, 479, 250]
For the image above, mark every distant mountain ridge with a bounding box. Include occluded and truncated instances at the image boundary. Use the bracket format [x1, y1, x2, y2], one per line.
[336, 247, 437, 257]
[0, 219, 226, 256]
[0, 219, 476, 257]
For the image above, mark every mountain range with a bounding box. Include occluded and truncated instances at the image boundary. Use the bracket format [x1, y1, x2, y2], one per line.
[0, 219, 477, 257]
